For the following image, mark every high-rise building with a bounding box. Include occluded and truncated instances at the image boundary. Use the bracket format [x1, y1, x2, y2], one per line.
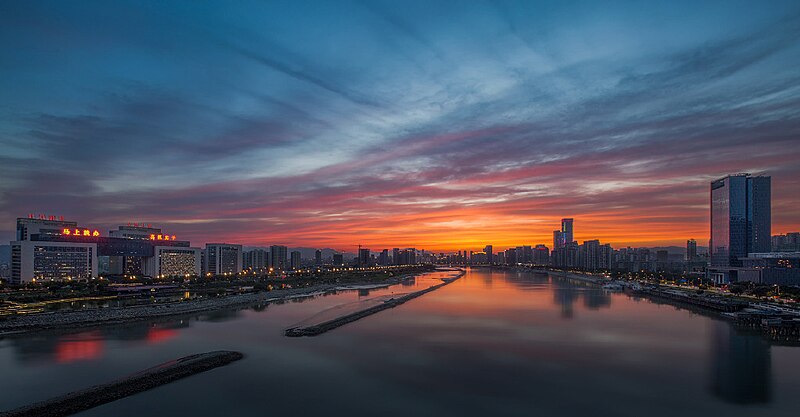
[358, 248, 370, 266]
[290, 251, 301, 270]
[553, 230, 564, 250]
[710, 174, 771, 267]
[505, 248, 517, 265]
[332, 253, 344, 266]
[378, 249, 389, 266]
[561, 218, 574, 246]
[146, 246, 201, 278]
[270, 245, 288, 271]
[205, 243, 243, 276]
[244, 249, 268, 272]
[483, 245, 493, 265]
[772, 232, 800, 252]
[687, 239, 697, 261]
[392, 248, 400, 265]
[314, 249, 322, 265]
[533, 244, 550, 265]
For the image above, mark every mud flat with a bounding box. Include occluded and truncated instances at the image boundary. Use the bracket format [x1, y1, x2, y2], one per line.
[285, 270, 464, 337]
[0, 350, 243, 417]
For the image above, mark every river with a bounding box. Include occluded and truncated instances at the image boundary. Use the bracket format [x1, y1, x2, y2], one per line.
[1, 268, 798, 416]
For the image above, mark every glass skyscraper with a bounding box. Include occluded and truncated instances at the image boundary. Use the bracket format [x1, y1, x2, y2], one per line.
[710, 174, 771, 267]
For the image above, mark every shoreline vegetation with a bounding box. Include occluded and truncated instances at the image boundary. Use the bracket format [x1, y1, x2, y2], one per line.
[0, 266, 435, 337]
[0, 350, 243, 417]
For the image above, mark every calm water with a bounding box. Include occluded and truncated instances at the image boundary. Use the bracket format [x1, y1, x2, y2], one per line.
[1, 268, 798, 417]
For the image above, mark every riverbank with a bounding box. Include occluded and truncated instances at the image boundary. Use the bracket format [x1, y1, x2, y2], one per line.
[0, 350, 243, 417]
[528, 268, 607, 285]
[0, 271, 430, 337]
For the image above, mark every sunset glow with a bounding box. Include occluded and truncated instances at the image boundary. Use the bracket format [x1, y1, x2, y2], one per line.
[1, 1, 798, 250]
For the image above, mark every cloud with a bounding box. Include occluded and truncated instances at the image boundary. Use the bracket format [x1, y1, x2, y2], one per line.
[0, 0, 799, 250]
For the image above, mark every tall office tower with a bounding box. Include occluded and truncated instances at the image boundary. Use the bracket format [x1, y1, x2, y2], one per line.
[553, 230, 564, 249]
[483, 245, 493, 264]
[561, 218, 574, 246]
[379, 249, 389, 266]
[358, 248, 370, 266]
[290, 251, 301, 270]
[687, 239, 697, 261]
[710, 174, 771, 267]
[332, 253, 344, 266]
[205, 243, 243, 276]
[270, 245, 288, 271]
[315, 249, 322, 265]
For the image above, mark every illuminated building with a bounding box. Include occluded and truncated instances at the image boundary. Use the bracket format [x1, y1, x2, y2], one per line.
[205, 243, 243, 276]
[270, 245, 288, 271]
[145, 246, 202, 277]
[561, 218, 574, 246]
[11, 241, 97, 283]
[290, 251, 302, 270]
[10, 217, 201, 283]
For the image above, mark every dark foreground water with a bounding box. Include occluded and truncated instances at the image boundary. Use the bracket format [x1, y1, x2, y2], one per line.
[1, 268, 798, 417]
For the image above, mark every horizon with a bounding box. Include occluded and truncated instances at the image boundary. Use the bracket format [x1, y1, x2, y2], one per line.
[2, 1, 799, 251]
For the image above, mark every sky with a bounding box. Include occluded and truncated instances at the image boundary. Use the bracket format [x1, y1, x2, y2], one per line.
[1, 0, 799, 252]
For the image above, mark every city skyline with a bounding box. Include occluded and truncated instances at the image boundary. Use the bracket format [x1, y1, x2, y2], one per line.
[1, 1, 799, 251]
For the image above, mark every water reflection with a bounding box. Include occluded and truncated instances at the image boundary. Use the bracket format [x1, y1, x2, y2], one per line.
[6, 320, 189, 364]
[549, 277, 611, 318]
[0, 268, 794, 417]
[709, 320, 772, 404]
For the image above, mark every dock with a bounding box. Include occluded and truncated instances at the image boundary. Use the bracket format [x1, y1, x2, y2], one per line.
[1, 351, 244, 417]
[286, 271, 463, 337]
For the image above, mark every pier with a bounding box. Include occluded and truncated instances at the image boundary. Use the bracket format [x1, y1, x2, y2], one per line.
[286, 271, 463, 337]
[0, 351, 244, 417]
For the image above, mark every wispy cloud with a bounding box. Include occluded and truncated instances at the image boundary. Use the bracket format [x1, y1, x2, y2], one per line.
[1, 0, 799, 250]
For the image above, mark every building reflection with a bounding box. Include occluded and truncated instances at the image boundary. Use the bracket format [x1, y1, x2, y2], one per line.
[709, 320, 771, 404]
[582, 288, 611, 310]
[6, 319, 190, 365]
[552, 279, 579, 319]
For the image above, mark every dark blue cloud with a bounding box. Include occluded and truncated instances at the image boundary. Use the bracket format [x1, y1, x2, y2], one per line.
[1, 0, 799, 247]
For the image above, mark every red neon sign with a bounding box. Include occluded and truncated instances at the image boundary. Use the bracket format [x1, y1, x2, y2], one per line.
[149, 234, 178, 241]
[63, 228, 100, 237]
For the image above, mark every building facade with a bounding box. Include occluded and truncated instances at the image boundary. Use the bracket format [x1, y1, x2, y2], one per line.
[270, 245, 288, 271]
[710, 174, 771, 268]
[145, 246, 202, 278]
[205, 243, 243, 276]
